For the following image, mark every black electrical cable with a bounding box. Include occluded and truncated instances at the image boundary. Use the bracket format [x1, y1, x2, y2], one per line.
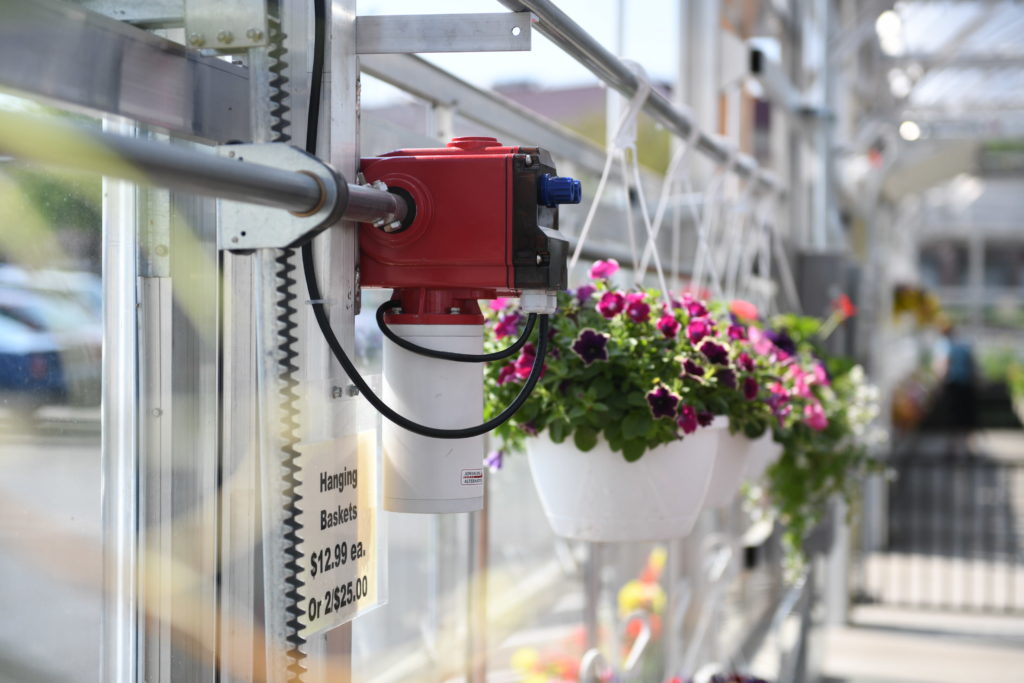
[376, 299, 538, 362]
[299, 0, 549, 439]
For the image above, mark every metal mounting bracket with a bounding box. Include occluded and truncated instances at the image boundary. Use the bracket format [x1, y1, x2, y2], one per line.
[184, 0, 267, 51]
[355, 12, 531, 54]
[216, 144, 346, 251]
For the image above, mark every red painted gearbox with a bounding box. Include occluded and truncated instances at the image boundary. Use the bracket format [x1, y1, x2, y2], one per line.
[358, 137, 572, 324]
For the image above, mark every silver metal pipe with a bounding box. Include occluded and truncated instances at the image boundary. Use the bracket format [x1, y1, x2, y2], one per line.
[497, 0, 783, 193]
[0, 111, 407, 224]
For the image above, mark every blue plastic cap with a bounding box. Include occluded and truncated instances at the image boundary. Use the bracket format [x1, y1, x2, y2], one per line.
[537, 174, 582, 208]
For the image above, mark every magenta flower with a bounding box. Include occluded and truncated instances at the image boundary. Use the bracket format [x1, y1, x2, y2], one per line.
[677, 404, 699, 434]
[700, 340, 729, 365]
[748, 326, 776, 357]
[488, 297, 510, 311]
[597, 291, 626, 318]
[737, 352, 755, 372]
[743, 376, 759, 400]
[804, 401, 829, 431]
[576, 283, 597, 305]
[812, 362, 830, 386]
[496, 364, 517, 385]
[656, 314, 681, 338]
[682, 295, 708, 317]
[484, 450, 504, 471]
[571, 328, 610, 366]
[589, 258, 620, 280]
[687, 318, 712, 344]
[727, 324, 747, 341]
[682, 358, 705, 377]
[513, 342, 537, 379]
[646, 385, 681, 419]
[625, 292, 651, 323]
[697, 410, 715, 427]
[716, 368, 737, 389]
[494, 312, 521, 339]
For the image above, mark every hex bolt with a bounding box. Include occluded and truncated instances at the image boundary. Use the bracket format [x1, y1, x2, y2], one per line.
[187, 32, 206, 47]
[331, 386, 344, 399]
[450, 307, 461, 314]
[217, 30, 234, 44]
[245, 27, 264, 41]
[346, 385, 360, 397]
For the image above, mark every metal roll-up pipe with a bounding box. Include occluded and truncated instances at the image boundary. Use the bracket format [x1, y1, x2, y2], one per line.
[0, 110, 407, 225]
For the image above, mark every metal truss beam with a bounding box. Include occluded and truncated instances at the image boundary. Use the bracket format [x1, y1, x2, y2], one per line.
[0, 0, 249, 142]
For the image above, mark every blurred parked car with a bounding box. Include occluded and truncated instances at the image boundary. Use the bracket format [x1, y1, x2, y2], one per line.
[0, 314, 65, 412]
[0, 284, 101, 406]
[0, 265, 102, 318]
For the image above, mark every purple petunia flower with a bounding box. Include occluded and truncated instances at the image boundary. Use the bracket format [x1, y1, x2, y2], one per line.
[697, 410, 715, 427]
[597, 291, 626, 318]
[571, 328, 610, 366]
[520, 421, 538, 436]
[727, 324, 747, 341]
[700, 340, 729, 365]
[589, 258, 620, 280]
[717, 368, 737, 389]
[646, 385, 681, 419]
[682, 358, 705, 377]
[765, 328, 796, 356]
[737, 352, 755, 372]
[494, 312, 521, 339]
[743, 376, 759, 400]
[625, 292, 651, 323]
[687, 318, 712, 344]
[677, 404, 698, 434]
[576, 283, 597, 305]
[484, 450, 504, 471]
[656, 314, 681, 338]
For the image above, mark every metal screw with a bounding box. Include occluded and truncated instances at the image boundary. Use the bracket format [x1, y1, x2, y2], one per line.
[151, 408, 162, 417]
[154, 245, 168, 256]
[245, 27, 264, 41]
[188, 32, 206, 47]
[216, 30, 234, 44]
[346, 385, 360, 397]
[524, 155, 533, 166]
[231, 236, 239, 243]
[227, 150, 236, 158]
[387, 220, 403, 231]
[536, 253, 543, 265]
[331, 386, 344, 399]
[450, 307, 461, 314]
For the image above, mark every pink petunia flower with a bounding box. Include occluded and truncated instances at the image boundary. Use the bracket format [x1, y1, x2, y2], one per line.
[589, 258, 620, 280]
[597, 291, 626, 318]
[677, 404, 698, 434]
[625, 292, 651, 323]
[656, 314, 681, 338]
[804, 401, 829, 431]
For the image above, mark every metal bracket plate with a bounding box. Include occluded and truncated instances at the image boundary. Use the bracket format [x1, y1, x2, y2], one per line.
[216, 144, 346, 250]
[184, 0, 267, 51]
[355, 12, 532, 54]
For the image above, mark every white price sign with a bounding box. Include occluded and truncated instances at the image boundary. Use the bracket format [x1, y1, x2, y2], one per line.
[297, 416, 383, 635]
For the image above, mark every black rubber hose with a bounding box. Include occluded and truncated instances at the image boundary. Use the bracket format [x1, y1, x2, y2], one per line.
[376, 299, 537, 363]
[301, 243, 548, 438]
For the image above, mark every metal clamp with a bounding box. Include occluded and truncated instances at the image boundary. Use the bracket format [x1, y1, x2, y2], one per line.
[216, 144, 347, 250]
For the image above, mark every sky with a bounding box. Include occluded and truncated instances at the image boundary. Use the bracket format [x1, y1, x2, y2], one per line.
[359, 0, 680, 105]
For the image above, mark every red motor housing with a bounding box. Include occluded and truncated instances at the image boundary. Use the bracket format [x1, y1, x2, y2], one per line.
[358, 136, 573, 324]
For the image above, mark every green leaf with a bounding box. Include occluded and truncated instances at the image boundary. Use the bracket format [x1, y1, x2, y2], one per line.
[548, 420, 568, 443]
[573, 426, 598, 451]
[622, 440, 645, 462]
[622, 411, 652, 440]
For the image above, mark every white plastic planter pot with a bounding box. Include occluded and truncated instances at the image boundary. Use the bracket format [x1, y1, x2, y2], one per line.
[526, 421, 723, 542]
[743, 432, 783, 483]
[702, 418, 752, 509]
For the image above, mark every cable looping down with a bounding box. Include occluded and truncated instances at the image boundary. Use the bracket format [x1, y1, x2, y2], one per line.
[376, 299, 537, 363]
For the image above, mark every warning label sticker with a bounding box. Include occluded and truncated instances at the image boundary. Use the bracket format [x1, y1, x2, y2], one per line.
[461, 468, 484, 486]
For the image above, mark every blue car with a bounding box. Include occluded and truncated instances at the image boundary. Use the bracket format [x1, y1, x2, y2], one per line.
[0, 314, 65, 412]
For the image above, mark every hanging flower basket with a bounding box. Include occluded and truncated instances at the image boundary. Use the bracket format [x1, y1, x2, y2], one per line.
[701, 418, 752, 509]
[527, 423, 723, 542]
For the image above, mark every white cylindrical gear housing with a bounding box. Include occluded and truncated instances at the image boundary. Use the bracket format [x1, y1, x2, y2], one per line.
[382, 323, 485, 513]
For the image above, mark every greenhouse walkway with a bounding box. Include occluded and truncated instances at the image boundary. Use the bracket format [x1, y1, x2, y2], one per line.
[821, 604, 1024, 683]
